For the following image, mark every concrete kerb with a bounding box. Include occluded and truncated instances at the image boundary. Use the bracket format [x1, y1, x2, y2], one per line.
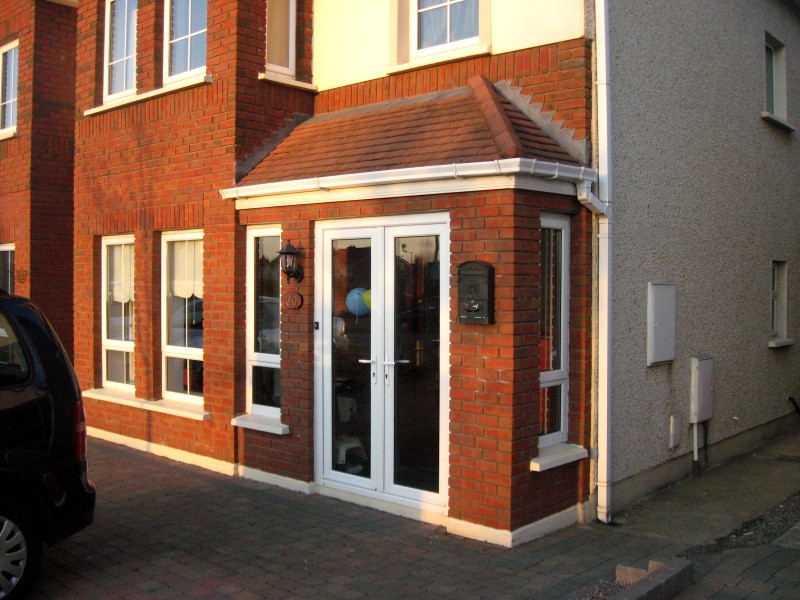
[612, 559, 694, 600]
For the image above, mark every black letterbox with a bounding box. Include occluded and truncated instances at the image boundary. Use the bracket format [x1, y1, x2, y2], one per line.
[457, 261, 494, 324]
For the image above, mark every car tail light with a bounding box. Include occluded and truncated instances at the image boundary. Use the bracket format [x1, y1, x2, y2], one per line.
[74, 398, 87, 460]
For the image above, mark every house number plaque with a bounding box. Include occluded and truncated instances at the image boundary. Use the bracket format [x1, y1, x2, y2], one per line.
[283, 291, 303, 310]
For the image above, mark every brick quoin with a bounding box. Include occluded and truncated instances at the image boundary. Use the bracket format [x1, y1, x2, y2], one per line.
[0, 0, 76, 356]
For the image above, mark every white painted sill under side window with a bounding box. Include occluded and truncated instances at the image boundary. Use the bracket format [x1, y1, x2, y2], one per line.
[84, 73, 213, 117]
[230, 413, 290, 435]
[257, 72, 317, 92]
[83, 388, 211, 421]
[0, 127, 18, 141]
[530, 443, 588, 472]
[768, 337, 796, 348]
[761, 112, 796, 133]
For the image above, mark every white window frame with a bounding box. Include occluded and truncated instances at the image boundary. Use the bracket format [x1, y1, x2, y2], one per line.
[246, 226, 282, 418]
[265, 0, 296, 79]
[538, 214, 570, 448]
[0, 243, 15, 294]
[770, 260, 790, 342]
[762, 32, 794, 131]
[103, 0, 138, 101]
[0, 40, 19, 136]
[410, 0, 481, 61]
[161, 229, 204, 404]
[163, 0, 207, 85]
[101, 236, 135, 392]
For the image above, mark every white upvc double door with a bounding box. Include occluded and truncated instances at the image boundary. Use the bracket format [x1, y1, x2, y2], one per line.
[316, 215, 449, 509]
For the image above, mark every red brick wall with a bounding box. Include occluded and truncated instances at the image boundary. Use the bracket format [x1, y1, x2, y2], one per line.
[0, 1, 33, 301]
[74, 0, 314, 463]
[236, 189, 592, 531]
[315, 38, 591, 141]
[0, 0, 76, 355]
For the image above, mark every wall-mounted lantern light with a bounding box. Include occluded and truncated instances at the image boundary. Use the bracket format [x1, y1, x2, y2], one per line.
[278, 241, 303, 283]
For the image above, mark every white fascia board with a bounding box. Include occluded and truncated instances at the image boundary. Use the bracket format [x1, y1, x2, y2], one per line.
[224, 159, 599, 210]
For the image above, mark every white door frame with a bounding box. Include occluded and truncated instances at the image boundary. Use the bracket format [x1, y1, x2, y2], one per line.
[313, 212, 450, 513]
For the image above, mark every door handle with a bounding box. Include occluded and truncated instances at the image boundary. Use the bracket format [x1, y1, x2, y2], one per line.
[381, 359, 410, 366]
[358, 359, 375, 364]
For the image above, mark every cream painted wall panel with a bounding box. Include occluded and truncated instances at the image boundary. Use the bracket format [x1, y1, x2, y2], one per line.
[491, 0, 585, 55]
[607, 0, 800, 484]
[313, 0, 586, 92]
[313, 1, 392, 92]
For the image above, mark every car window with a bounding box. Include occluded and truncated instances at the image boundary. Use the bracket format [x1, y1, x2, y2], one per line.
[0, 311, 30, 386]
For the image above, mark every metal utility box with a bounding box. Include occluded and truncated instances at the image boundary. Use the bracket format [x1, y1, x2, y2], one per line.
[647, 283, 676, 366]
[457, 261, 494, 324]
[690, 356, 714, 423]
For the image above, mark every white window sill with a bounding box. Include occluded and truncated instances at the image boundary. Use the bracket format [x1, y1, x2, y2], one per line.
[84, 73, 213, 116]
[768, 337, 796, 348]
[530, 443, 588, 472]
[83, 388, 211, 421]
[258, 72, 317, 92]
[761, 111, 796, 133]
[389, 44, 491, 75]
[231, 413, 289, 435]
[0, 127, 18, 141]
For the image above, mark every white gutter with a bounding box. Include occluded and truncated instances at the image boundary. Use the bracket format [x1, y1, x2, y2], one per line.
[595, 0, 614, 524]
[222, 158, 601, 209]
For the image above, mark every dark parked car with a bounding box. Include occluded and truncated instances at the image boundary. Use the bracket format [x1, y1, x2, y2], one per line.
[0, 293, 95, 598]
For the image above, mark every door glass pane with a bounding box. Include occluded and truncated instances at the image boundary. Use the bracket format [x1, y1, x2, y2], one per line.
[393, 235, 440, 492]
[331, 239, 371, 478]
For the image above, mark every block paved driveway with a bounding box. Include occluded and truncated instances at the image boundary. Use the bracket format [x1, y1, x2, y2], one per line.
[28, 439, 677, 599]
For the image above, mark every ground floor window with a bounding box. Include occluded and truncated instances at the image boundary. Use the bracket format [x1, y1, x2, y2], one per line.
[102, 236, 135, 389]
[246, 227, 282, 416]
[0, 245, 13, 294]
[162, 230, 204, 402]
[538, 214, 570, 447]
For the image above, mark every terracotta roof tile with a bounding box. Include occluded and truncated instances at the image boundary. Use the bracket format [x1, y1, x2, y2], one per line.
[238, 76, 579, 187]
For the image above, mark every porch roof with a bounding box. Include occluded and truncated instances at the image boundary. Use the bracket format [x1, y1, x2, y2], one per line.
[237, 76, 580, 188]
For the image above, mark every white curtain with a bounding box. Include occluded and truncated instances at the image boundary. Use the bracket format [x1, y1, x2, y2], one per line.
[170, 239, 203, 299]
[109, 243, 134, 304]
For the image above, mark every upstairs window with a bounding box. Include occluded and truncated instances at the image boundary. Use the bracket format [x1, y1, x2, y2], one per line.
[165, 0, 207, 80]
[414, 0, 478, 54]
[0, 41, 18, 132]
[105, 0, 138, 98]
[266, 0, 296, 77]
[0, 245, 14, 294]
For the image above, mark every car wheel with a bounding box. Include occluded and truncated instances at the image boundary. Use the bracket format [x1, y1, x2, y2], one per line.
[0, 503, 41, 600]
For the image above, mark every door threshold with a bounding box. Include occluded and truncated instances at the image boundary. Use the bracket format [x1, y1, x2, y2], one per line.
[314, 480, 448, 522]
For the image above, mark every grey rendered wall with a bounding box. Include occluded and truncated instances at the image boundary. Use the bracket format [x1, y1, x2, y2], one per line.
[607, 0, 800, 484]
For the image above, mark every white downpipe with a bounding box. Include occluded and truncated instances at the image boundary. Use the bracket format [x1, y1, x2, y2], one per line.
[595, 0, 614, 524]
